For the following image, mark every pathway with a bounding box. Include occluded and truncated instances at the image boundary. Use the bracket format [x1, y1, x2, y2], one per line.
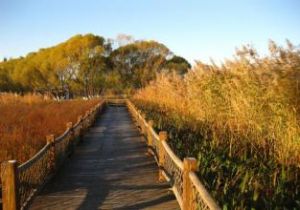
[29, 105, 179, 210]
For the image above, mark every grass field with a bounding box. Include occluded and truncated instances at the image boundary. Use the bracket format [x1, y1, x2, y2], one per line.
[0, 94, 99, 164]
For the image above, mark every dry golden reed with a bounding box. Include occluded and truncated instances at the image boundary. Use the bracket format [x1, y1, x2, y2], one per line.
[0, 93, 99, 164]
[134, 40, 300, 167]
[133, 41, 300, 208]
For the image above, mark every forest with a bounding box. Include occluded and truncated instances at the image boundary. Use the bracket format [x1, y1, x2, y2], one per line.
[0, 34, 190, 96]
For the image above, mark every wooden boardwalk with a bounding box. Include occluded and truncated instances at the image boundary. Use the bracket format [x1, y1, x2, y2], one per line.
[29, 105, 179, 210]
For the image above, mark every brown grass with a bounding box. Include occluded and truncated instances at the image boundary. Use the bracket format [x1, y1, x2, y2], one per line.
[0, 93, 99, 164]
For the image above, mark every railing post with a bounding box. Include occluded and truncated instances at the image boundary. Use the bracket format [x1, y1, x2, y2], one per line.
[147, 120, 154, 155]
[1, 160, 19, 210]
[82, 112, 88, 132]
[147, 120, 154, 146]
[47, 134, 56, 172]
[91, 108, 96, 124]
[67, 122, 73, 129]
[183, 157, 198, 210]
[66, 122, 74, 155]
[158, 131, 167, 181]
[86, 110, 91, 126]
[136, 111, 140, 127]
[77, 115, 83, 142]
[141, 113, 146, 134]
[97, 102, 102, 114]
[89, 110, 93, 125]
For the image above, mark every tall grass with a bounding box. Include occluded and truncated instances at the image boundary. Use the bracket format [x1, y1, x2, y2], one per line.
[0, 93, 99, 164]
[133, 41, 300, 209]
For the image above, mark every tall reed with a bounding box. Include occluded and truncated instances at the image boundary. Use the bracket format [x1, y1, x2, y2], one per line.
[133, 41, 300, 209]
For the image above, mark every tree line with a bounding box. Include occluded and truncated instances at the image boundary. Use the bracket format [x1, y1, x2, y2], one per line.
[0, 34, 190, 97]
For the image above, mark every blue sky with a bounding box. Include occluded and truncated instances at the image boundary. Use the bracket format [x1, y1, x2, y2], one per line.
[0, 0, 299, 64]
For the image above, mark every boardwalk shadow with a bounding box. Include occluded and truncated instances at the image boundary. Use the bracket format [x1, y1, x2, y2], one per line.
[114, 194, 175, 210]
[76, 183, 175, 210]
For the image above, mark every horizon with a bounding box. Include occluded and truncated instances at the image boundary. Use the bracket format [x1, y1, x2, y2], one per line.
[1, 0, 300, 65]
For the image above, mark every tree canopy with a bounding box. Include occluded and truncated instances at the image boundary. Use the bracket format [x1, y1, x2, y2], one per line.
[0, 34, 191, 96]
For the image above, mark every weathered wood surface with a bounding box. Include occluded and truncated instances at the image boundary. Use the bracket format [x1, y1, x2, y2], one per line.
[29, 105, 179, 210]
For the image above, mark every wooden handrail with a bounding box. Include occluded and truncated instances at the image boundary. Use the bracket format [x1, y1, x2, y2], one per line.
[53, 129, 70, 143]
[162, 141, 184, 170]
[158, 131, 168, 181]
[1, 100, 105, 210]
[127, 99, 220, 210]
[18, 143, 51, 173]
[189, 172, 220, 210]
[47, 134, 56, 173]
[149, 126, 159, 141]
[1, 160, 19, 210]
[183, 158, 197, 210]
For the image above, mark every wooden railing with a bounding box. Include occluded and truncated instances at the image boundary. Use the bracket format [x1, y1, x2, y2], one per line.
[1, 100, 105, 210]
[126, 100, 221, 210]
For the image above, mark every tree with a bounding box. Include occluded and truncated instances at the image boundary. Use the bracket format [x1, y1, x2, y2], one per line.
[110, 40, 172, 88]
[0, 33, 190, 95]
[164, 56, 191, 75]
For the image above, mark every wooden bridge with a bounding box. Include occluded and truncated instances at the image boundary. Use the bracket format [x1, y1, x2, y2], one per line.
[1, 100, 220, 210]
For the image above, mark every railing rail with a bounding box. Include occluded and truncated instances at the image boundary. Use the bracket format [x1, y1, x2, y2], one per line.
[126, 99, 221, 210]
[1, 100, 105, 210]
[18, 144, 51, 173]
